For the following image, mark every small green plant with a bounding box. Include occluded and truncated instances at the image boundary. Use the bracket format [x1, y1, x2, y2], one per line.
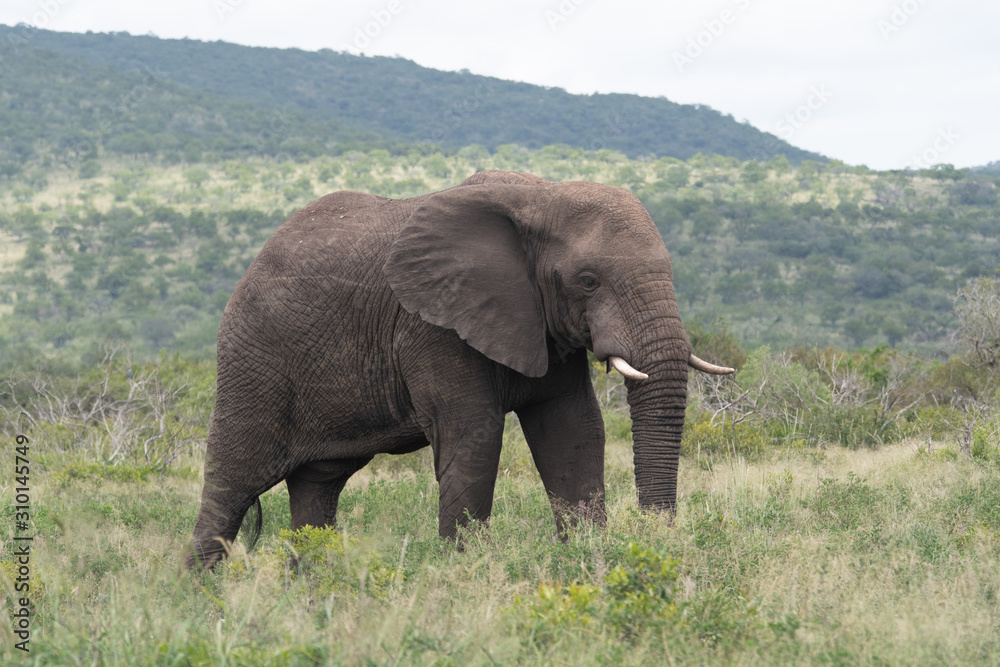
[279, 525, 399, 600]
[519, 582, 601, 646]
[0, 559, 46, 614]
[515, 543, 756, 649]
[971, 424, 1000, 464]
[683, 587, 758, 647]
[603, 543, 681, 639]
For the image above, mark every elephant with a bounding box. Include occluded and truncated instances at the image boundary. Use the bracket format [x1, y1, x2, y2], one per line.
[186, 170, 733, 570]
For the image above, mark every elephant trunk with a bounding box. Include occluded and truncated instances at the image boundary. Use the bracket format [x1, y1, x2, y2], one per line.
[624, 354, 689, 512]
[594, 270, 705, 514]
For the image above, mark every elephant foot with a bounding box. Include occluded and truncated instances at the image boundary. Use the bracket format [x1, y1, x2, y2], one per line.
[185, 536, 233, 572]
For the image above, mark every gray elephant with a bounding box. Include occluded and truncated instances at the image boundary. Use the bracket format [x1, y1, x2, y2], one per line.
[186, 170, 732, 570]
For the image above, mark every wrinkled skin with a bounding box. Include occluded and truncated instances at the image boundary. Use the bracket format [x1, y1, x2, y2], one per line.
[187, 170, 701, 570]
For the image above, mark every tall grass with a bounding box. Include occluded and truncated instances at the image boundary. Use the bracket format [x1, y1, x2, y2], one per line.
[3, 420, 1000, 664]
[3, 347, 1000, 663]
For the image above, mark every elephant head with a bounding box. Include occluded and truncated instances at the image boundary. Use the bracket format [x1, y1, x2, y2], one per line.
[385, 174, 732, 515]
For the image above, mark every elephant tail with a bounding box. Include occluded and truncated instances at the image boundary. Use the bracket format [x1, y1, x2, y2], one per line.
[241, 497, 264, 553]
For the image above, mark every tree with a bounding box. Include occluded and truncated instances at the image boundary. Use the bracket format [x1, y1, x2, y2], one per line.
[183, 168, 211, 189]
[954, 276, 1000, 372]
[139, 316, 177, 350]
[716, 274, 757, 305]
[843, 317, 875, 347]
[691, 209, 723, 239]
[881, 318, 906, 347]
[822, 303, 845, 327]
[741, 160, 767, 184]
[422, 153, 452, 179]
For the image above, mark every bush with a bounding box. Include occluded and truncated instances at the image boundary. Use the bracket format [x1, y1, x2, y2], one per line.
[971, 423, 1000, 465]
[515, 543, 756, 648]
[0, 347, 211, 470]
[683, 411, 773, 461]
[279, 526, 399, 600]
[604, 543, 681, 639]
[690, 345, 927, 453]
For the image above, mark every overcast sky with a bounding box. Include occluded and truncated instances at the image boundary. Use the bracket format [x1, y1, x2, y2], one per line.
[4, 0, 997, 169]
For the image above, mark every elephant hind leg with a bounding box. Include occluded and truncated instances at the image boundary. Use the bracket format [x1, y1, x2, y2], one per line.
[187, 487, 260, 571]
[187, 449, 290, 571]
[286, 457, 372, 531]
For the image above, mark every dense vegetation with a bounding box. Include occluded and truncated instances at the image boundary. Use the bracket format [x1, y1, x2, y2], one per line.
[3, 325, 1000, 663]
[3, 27, 996, 363]
[0, 25, 823, 164]
[0, 38, 388, 171]
[1, 148, 997, 365]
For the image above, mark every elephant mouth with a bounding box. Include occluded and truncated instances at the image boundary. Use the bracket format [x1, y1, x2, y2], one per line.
[581, 314, 735, 381]
[571, 319, 593, 351]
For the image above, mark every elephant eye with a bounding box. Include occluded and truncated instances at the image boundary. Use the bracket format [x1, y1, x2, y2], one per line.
[580, 274, 600, 291]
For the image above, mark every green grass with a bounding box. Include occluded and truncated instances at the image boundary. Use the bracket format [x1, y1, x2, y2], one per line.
[3, 424, 999, 665]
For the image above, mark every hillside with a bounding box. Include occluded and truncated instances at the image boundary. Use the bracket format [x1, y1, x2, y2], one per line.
[0, 39, 391, 171]
[0, 25, 996, 365]
[0, 24, 824, 163]
[1, 147, 997, 365]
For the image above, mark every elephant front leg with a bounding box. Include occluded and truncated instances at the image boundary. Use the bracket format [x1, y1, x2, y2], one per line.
[516, 386, 607, 537]
[429, 412, 506, 540]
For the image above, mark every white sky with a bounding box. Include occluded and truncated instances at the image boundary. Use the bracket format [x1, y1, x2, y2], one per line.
[4, 0, 998, 169]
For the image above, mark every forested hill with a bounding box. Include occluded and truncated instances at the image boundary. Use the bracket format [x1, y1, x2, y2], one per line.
[0, 39, 384, 168]
[0, 24, 823, 163]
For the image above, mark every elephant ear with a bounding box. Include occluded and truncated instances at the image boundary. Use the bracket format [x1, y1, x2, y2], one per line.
[384, 184, 549, 377]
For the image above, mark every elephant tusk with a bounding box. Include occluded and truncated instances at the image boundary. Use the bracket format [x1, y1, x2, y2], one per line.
[688, 353, 735, 375]
[609, 356, 649, 381]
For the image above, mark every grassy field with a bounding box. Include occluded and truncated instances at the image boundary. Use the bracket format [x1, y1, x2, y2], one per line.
[3, 414, 999, 665]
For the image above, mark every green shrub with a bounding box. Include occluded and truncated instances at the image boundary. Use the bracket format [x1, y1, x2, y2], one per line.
[515, 543, 756, 648]
[604, 543, 681, 639]
[812, 404, 892, 449]
[279, 526, 399, 600]
[520, 582, 601, 645]
[971, 425, 1000, 464]
[907, 405, 966, 442]
[683, 411, 772, 461]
